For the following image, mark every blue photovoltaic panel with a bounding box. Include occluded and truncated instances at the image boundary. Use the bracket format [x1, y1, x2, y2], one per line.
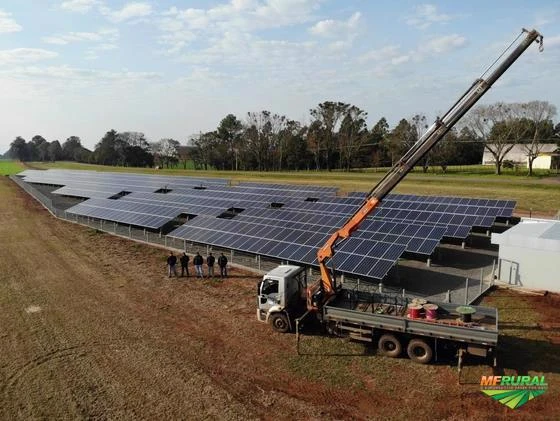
[18, 169, 518, 281]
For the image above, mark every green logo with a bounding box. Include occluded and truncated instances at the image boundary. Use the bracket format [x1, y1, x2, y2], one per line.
[480, 376, 547, 409]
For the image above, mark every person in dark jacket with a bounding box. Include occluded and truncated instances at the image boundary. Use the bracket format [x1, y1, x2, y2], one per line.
[167, 251, 178, 278]
[193, 252, 204, 278]
[217, 253, 228, 278]
[206, 253, 215, 277]
[180, 252, 190, 277]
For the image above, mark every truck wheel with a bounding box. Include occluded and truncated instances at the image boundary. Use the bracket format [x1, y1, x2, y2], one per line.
[378, 334, 402, 358]
[270, 313, 290, 333]
[407, 339, 433, 364]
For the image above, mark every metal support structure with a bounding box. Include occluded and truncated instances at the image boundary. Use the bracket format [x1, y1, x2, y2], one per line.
[465, 278, 469, 305]
[446, 290, 450, 303]
[461, 241, 466, 249]
[427, 258, 431, 267]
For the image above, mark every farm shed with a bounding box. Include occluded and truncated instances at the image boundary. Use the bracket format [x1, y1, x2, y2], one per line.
[481, 144, 559, 169]
[491, 219, 560, 292]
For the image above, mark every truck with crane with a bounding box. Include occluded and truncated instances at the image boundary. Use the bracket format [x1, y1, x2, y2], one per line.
[256, 29, 544, 365]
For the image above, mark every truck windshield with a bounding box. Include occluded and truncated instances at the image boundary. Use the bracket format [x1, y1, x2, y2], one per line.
[261, 279, 279, 295]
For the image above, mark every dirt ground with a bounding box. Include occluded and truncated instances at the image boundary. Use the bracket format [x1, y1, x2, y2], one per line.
[1, 177, 559, 420]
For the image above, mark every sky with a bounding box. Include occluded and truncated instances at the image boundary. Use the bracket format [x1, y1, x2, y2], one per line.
[0, 0, 559, 153]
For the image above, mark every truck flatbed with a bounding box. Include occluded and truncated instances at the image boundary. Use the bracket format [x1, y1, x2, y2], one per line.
[323, 289, 498, 347]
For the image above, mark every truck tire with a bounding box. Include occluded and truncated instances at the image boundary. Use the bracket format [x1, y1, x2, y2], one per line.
[378, 334, 402, 358]
[270, 313, 290, 333]
[407, 339, 433, 364]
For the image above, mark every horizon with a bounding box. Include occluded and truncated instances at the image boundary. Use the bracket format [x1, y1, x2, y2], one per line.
[1, 0, 559, 154]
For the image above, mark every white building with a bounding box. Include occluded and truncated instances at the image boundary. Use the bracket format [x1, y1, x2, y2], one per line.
[481, 144, 558, 169]
[491, 219, 560, 292]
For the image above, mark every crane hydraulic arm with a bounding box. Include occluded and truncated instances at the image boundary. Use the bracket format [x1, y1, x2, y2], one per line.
[309, 28, 543, 310]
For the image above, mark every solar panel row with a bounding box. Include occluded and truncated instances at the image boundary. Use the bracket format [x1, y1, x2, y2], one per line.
[18, 169, 516, 282]
[168, 217, 405, 279]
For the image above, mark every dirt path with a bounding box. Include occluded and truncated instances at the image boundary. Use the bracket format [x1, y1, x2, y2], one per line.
[1, 178, 558, 420]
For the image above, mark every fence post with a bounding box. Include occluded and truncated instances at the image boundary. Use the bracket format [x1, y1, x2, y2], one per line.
[465, 278, 469, 305]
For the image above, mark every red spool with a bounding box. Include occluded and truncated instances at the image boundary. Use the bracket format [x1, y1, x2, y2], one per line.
[407, 304, 423, 319]
[424, 303, 438, 320]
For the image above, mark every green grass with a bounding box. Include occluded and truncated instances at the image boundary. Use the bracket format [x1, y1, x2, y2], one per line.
[28, 161, 560, 214]
[0, 160, 25, 176]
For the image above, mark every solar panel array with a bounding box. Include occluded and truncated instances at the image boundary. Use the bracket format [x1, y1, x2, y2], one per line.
[17, 169, 516, 281]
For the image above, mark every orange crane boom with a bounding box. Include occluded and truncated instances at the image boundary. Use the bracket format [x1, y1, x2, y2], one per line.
[308, 28, 543, 310]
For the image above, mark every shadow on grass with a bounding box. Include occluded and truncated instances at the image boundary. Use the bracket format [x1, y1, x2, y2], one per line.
[495, 334, 560, 375]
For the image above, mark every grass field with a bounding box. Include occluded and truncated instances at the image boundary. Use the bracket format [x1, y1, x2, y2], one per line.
[29, 161, 560, 215]
[1, 176, 559, 419]
[0, 160, 25, 175]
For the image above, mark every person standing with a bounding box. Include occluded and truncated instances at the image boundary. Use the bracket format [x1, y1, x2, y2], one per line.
[193, 252, 204, 278]
[206, 253, 215, 277]
[180, 252, 190, 277]
[167, 251, 178, 278]
[217, 253, 228, 278]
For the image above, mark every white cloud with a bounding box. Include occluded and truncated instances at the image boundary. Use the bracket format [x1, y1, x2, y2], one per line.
[418, 34, 467, 55]
[359, 45, 401, 62]
[157, 0, 321, 54]
[0, 9, 22, 33]
[0, 49, 58, 65]
[60, 0, 99, 13]
[406, 4, 452, 30]
[545, 35, 560, 49]
[309, 11, 361, 37]
[102, 2, 153, 23]
[42, 28, 119, 45]
[2, 65, 161, 83]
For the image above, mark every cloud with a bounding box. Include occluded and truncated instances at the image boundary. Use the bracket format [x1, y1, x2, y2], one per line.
[0, 48, 58, 65]
[2, 65, 161, 84]
[101, 2, 153, 23]
[359, 45, 401, 62]
[418, 34, 467, 55]
[309, 11, 361, 37]
[42, 28, 119, 45]
[157, 0, 321, 54]
[405, 4, 453, 29]
[546, 35, 560, 49]
[0, 9, 22, 33]
[60, 0, 100, 13]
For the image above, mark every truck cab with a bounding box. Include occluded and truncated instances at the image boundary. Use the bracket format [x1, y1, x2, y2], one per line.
[256, 265, 307, 333]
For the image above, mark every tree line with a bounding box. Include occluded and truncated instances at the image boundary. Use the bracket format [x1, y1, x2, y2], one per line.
[5, 100, 559, 175]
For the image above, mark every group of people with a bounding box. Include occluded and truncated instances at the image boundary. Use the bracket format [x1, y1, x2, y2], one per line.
[167, 251, 229, 279]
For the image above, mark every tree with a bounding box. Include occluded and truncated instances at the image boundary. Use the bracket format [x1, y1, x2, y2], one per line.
[62, 136, 91, 162]
[30, 135, 48, 161]
[309, 101, 349, 171]
[411, 114, 430, 172]
[94, 130, 121, 165]
[464, 103, 517, 175]
[156, 138, 180, 168]
[241, 111, 286, 171]
[217, 114, 243, 170]
[385, 119, 416, 165]
[370, 117, 390, 167]
[7, 137, 27, 161]
[516, 101, 557, 175]
[338, 105, 369, 170]
[429, 129, 458, 172]
[191, 132, 216, 170]
[281, 120, 310, 170]
[48, 140, 62, 162]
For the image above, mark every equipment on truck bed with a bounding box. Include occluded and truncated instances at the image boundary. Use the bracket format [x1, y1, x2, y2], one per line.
[256, 28, 543, 366]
